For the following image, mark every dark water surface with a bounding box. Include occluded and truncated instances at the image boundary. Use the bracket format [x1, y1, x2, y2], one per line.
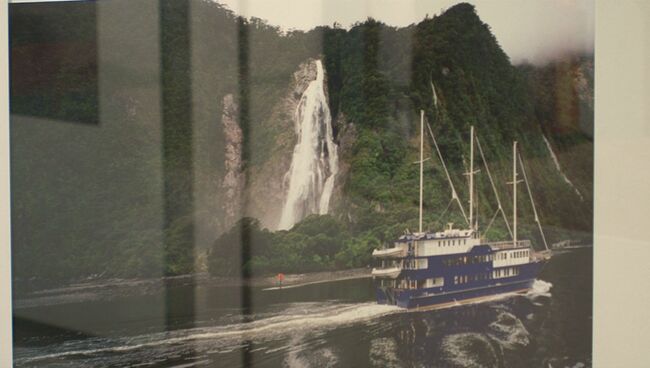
[13, 248, 592, 367]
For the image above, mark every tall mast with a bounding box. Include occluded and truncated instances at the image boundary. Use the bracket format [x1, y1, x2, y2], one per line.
[513, 141, 518, 246]
[469, 126, 474, 231]
[419, 110, 424, 233]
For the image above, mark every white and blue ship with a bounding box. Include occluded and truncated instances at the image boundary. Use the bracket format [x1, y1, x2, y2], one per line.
[372, 110, 551, 310]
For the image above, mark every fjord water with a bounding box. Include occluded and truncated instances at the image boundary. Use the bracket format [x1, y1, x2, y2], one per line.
[278, 59, 339, 230]
[13, 248, 591, 367]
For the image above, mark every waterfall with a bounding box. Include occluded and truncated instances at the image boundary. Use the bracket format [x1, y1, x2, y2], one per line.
[278, 60, 339, 230]
[542, 135, 584, 202]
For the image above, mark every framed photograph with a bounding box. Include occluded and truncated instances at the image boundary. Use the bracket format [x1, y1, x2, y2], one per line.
[0, 0, 648, 367]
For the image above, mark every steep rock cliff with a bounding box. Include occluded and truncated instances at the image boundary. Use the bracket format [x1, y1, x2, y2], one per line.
[220, 93, 243, 228]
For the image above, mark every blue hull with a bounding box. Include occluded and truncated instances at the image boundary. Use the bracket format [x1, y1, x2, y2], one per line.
[375, 245, 546, 309]
[376, 276, 537, 309]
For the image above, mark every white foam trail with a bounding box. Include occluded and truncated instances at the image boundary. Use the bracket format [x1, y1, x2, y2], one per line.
[527, 279, 553, 298]
[279, 59, 339, 230]
[441, 333, 498, 368]
[542, 135, 584, 201]
[16, 303, 399, 365]
[369, 337, 401, 368]
[488, 311, 530, 349]
[284, 333, 338, 368]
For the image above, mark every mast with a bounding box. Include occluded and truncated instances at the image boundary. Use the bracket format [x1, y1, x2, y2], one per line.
[518, 152, 550, 251]
[469, 126, 474, 231]
[419, 110, 424, 233]
[513, 141, 518, 246]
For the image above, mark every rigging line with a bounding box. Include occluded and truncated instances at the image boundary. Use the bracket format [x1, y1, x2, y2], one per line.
[432, 197, 454, 229]
[475, 135, 513, 239]
[517, 152, 550, 251]
[425, 121, 470, 226]
[482, 208, 501, 238]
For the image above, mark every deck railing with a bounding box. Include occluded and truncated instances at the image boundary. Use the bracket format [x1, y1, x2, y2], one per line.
[486, 240, 532, 249]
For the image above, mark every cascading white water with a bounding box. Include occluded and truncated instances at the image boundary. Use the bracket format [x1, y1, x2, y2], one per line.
[542, 135, 584, 202]
[278, 60, 339, 230]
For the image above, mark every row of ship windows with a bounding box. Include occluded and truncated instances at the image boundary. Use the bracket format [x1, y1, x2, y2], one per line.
[378, 278, 442, 289]
[379, 266, 521, 289]
[452, 267, 521, 285]
[382, 249, 530, 270]
[436, 238, 468, 247]
[399, 278, 444, 289]
[493, 267, 520, 278]
[403, 259, 428, 270]
[494, 250, 529, 260]
[443, 250, 530, 267]
[443, 254, 491, 267]
[512, 250, 529, 259]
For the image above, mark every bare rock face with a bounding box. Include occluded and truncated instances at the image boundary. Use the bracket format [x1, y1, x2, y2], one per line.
[246, 60, 319, 230]
[329, 113, 355, 216]
[573, 60, 594, 137]
[221, 93, 243, 228]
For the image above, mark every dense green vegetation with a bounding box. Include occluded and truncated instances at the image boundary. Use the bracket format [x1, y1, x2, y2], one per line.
[11, 1, 593, 284]
[208, 3, 593, 276]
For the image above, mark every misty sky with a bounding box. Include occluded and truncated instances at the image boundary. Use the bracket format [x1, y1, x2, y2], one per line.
[216, 0, 594, 65]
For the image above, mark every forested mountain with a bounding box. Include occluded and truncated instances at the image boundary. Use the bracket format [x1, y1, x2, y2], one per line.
[10, 1, 593, 285]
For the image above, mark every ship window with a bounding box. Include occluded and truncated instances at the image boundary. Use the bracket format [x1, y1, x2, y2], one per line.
[454, 276, 458, 285]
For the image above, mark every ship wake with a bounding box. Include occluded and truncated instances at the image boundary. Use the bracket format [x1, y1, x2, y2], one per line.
[14, 302, 400, 366]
